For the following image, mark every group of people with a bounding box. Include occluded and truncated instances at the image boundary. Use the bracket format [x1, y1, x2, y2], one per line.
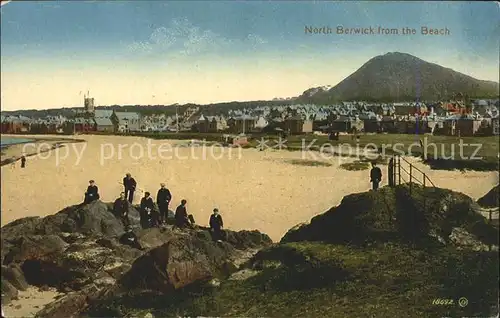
[83, 173, 225, 242]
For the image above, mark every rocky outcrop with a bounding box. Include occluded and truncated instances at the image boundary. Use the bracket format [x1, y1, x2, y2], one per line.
[281, 184, 498, 250]
[1, 200, 272, 317]
[80, 185, 499, 318]
[1, 200, 141, 247]
[119, 228, 271, 293]
[477, 184, 499, 208]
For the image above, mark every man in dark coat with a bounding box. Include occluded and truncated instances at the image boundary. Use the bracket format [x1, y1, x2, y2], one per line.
[119, 226, 143, 250]
[123, 173, 137, 203]
[209, 208, 224, 242]
[140, 192, 154, 229]
[113, 192, 130, 227]
[84, 180, 100, 204]
[21, 155, 26, 168]
[370, 162, 382, 191]
[157, 183, 172, 224]
[175, 199, 192, 228]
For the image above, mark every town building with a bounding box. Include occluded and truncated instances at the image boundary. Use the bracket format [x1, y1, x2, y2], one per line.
[492, 117, 499, 135]
[114, 112, 141, 132]
[95, 117, 115, 132]
[227, 115, 256, 134]
[196, 114, 220, 133]
[1, 116, 31, 133]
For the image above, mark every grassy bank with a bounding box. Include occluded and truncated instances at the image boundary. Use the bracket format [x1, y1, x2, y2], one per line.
[85, 242, 499, 318]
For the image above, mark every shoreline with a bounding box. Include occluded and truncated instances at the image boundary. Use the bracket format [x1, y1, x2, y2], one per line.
[0, 135, 85, 167]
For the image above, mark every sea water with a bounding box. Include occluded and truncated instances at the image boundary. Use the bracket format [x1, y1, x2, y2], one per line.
[0, 137, 35, 148]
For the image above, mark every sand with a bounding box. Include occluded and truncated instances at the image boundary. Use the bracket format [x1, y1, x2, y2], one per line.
[1, 134, 498, 242]
[1, 135, 83, 164]
[3, 287, 61, 318]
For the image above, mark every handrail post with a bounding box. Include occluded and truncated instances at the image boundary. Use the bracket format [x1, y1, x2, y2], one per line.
[398, 156, 401, 185]
[393, 156, 396, 187]
[423, 172, 426, 187]
[409, 164, 413, 194]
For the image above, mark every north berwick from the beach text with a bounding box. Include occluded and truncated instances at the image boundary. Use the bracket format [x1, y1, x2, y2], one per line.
[305, 26, 451, 36]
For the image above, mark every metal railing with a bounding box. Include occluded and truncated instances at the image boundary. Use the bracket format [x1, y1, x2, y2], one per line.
[391, 154, 497, 250]
[393, 155, 435, 193]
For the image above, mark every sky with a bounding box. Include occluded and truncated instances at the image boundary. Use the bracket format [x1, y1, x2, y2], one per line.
[1, 1, 499, 111]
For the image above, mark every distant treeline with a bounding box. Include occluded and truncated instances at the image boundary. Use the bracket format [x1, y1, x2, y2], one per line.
[1, 100, 294, 118]
[2, 94, 497, 119]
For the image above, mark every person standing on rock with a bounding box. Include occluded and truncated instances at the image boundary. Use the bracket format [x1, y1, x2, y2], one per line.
[113, 192, 130, 227]
[175, 199, 192, 228]
[123, 173, 137, 203]
[84, 180, 100, 204]
[370, 162, 382, 191]
[140, 192, 154, 229]
[209, 208, 224, 242]
[157, 183, 172, 224]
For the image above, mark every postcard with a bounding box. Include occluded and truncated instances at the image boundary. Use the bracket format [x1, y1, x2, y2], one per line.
[1, 1, 498, 317]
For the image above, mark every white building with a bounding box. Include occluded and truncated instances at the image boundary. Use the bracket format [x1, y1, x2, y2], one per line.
[255, 116, 269, 129]
[114, 112, 141, 132]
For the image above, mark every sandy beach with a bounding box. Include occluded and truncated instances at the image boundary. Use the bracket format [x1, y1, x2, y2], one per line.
[2, 287, 61, 318]
[1, 134, 498, 242]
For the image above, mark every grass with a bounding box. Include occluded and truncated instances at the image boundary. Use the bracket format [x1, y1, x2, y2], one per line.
[84, 242, 499, 318]
[285, 159, 332, 167]
[339, 160, 370, 171]
[249, 133, 498, 171]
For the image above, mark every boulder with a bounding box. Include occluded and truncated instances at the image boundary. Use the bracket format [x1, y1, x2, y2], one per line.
[34, 284, 103, 318]
[225, 230, 273, 249]
[449, 227, 491, 251]
[2, 264, 29, 291]
[136, 226, 177, 250]
[477, 184, 499, 208]
[119, 234, 234, 292]
[1, 200, 141, 240]
[1, 279, 18, 304]
[3, 235, 68, 265]
[281, 184, 498, 248]
[119, 228, 271, 293]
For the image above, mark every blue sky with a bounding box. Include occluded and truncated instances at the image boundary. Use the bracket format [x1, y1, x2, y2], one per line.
[1, 1, 499, 110]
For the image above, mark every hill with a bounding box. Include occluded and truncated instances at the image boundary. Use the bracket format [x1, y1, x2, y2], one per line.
[298, 52, 500, 103]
